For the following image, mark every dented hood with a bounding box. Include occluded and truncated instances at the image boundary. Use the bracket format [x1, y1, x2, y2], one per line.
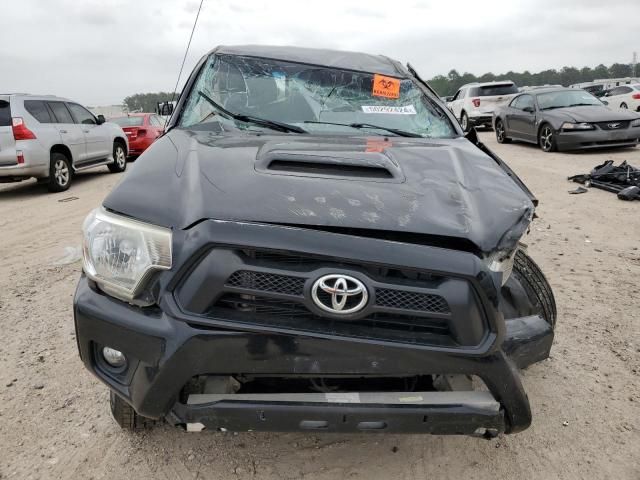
[104, 130, 534, 253]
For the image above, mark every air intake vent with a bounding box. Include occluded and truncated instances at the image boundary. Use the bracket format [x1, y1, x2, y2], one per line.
[255, 148, 405, 183]
[268, 160, 393, 178]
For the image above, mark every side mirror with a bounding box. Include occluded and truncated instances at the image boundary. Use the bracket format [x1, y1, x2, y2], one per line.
[523, 106, 535, 113]
[96, 114, 106, 125]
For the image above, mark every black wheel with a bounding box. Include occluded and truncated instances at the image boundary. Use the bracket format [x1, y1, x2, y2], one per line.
[48, 152, 72, 192]
[460, 112, 470, 132]
[109, 391, 156, 431]
[108, 141, 127, 173]
[495, 119, 511, 144]
[620, 102, 628, 109]
[512, 250, 557, 328]
[538, 124, 557, 152]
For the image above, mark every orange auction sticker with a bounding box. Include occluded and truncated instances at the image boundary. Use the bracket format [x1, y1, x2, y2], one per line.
[372, 74, 401, 99]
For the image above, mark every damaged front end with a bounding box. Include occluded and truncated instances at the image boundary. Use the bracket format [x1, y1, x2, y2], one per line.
[75, 213, 554, 435]
[75, 45, 556, 436]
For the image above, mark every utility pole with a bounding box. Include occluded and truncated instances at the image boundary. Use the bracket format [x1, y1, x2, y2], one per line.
[633, 51, 638, 77]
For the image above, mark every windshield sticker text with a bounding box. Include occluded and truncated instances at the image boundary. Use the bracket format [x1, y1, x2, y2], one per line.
[361, 105, 416, 115]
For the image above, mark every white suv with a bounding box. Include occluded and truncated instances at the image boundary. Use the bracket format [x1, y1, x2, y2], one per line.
[447, 81, 519, 131]
[601, 84, 640, 111]
[0, 94, 128, 192]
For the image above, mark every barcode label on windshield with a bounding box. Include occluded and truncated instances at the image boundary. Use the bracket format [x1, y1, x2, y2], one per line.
[361, 105, 416, 115]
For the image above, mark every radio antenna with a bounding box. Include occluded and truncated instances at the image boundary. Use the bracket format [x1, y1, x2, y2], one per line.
[165, 0, 204, 127]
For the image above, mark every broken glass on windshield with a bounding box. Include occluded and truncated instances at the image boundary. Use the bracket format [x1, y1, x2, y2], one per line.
[179, 54, 456, 138]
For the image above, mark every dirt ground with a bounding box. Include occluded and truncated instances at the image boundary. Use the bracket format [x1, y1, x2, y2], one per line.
[0, 131, 638, 479]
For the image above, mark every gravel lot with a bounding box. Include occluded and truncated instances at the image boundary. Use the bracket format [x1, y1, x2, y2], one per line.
[0, 131, 638, 479]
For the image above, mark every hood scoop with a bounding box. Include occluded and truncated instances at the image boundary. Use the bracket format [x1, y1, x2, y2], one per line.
[255, 148, 404, 183]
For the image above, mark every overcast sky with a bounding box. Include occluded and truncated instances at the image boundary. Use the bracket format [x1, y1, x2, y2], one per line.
[2, 0, 638, 105]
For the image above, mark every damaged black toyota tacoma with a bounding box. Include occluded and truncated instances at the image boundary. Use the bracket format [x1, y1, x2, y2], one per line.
[74, 45, 556, 436]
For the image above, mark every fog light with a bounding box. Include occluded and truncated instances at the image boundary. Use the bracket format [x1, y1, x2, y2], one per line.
[102, 347, 126, 368]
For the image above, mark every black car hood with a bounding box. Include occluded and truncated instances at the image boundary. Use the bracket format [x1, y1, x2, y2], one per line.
[544, 105, 639, 123]
[104, 130, 534, 253]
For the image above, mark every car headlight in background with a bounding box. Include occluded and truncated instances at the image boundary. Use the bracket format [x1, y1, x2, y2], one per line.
[631, 118, 640, 128]
[561, 122, 595, 131]
[82, 207, 172, 305]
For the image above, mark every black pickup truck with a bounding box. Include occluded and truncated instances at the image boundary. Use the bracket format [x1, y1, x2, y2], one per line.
[74, 45, 556, 437]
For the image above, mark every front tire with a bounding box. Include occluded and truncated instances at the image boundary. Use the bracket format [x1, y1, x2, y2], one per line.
[109, 391, 156, 431]
[48, 152, 72, 192]
[512, 250, 557, 328]
[495, 119, 511, 144]
[108, 141, 127, 173]
[620, 102, 628, 109]
[538, 124, 557, 152]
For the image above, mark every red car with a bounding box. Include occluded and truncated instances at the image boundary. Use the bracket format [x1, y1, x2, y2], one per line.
[109, 113, 165, 157]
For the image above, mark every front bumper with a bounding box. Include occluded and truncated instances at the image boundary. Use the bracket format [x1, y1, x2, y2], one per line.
[556, 127, 640, 150]
[180, 391, 504, 435]
[74, 276, 552, 435]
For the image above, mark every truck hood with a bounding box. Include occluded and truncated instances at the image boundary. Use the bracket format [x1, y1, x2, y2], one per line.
[104, 129, 534, 253]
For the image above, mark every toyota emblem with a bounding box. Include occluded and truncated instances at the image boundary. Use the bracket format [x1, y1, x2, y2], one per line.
[311, 274, 368, 315]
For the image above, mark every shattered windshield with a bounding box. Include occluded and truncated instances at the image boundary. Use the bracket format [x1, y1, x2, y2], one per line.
[179, 54, 456, 138]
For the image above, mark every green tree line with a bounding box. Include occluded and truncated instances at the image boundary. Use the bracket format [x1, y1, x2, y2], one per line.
[123, 92, 174, 113]
[428, 62, 637, 97]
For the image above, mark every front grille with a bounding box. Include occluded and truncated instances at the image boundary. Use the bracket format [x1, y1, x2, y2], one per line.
[212, 294, 452, 344]
[595, 121, 630, 130]
[225, 270, 449, 315]
[375, 288, 450, 314]
[177, 247, 487, 348]
[227, 271, 305, 296]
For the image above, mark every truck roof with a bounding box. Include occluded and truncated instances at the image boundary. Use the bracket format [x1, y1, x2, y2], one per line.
[210, 45, 404, 78]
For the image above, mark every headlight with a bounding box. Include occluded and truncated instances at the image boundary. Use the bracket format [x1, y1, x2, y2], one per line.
[486, 249, 517, 286]
[561, 122, 594, 131]
[82, 207, 172, 305]
[631, 118, 640, 128]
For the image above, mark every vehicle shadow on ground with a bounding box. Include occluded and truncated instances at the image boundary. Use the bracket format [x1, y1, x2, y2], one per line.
[0, 169, 116, 200]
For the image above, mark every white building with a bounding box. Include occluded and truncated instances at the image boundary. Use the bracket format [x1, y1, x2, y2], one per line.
[87, 104, 127, 119]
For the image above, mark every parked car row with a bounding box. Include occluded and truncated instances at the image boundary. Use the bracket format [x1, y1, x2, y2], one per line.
[439, 79, 640, 153]
[0, 94, 163, 192]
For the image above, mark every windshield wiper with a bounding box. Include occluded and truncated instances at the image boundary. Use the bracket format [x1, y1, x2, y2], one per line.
[197, 91, 306, 134]
[303, 120, 422, 138]
[567, 103, 598, 107]
[540, 105, 566, 111]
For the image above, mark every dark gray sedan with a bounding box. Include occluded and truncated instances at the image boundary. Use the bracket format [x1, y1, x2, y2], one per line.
[493, 88, 640, 152]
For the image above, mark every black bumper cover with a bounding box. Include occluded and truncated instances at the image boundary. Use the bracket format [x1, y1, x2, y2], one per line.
[74, 277, 552, 435]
